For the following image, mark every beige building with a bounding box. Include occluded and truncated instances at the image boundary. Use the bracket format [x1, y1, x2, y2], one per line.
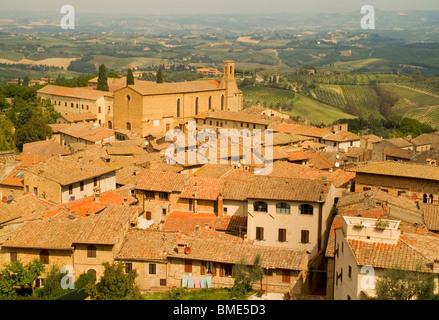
[111, 61, 243, 138]
[333, 216, 439, 300]
[59, 124, 116, 148]
[38, 85, 114, 126]
[23, 157, 116, 204]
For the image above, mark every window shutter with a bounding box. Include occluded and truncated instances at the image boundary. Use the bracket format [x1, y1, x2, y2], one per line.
[212, 263, 217, 276]
[185, 260, 192, 273]
[200, 261, 206, 275]
[282, 270, 291, 283]
[220, 264, 225, 277]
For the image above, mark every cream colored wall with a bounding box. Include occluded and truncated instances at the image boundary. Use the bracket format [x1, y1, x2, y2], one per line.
[39, 93, 111, 126]
[223, 200, 247, 216]
[72, 244, 114, 280]
[23, 171, 62, 204]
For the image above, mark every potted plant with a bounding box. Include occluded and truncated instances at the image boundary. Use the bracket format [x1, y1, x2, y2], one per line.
[375, 220, 389, 230]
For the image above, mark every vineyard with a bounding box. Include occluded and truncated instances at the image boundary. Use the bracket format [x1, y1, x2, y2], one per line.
[241, 85, 355, 125]
[242, 86, 298, 110]
[340, 85, 381, 117]
[313, 87, 346, 109]
[405, 105, 439, 130]
[398, 83, 439, 97]
[380, 84, 439, 106]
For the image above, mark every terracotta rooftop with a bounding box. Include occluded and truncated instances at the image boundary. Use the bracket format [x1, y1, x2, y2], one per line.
[360, 134, 383, 144]
[383, 147, 414, 160]
[387, 137, 414, 149]
[422, 204, 439, 231]
[287, 150, 310, 162]
[349, 161, 439, 181]
[247, 175, 329, 202]
[135, 170, 189, 193]
[22, 139, 71, 157]
[162, 211, 224, 236]
[322, 131, 360, 142]
[25, 157, 116, 186]
[38, 85, 113, 100]
[124, 80, 222, 96]
[64, 189, 137, 217]
[193, 164, 234, 179]
[0, 201, 21, 225]
[270, 123, 331, 138]
[116, 229, 181, 261]
[72, 204, 138, 245]
[307, 152, 335, 170]
[179, 176, 223, 200]
[59, 124, 115, 142]
[168, 235, 308, 271]
[58, 113, 97, 123]
[194, 109, 275, 126]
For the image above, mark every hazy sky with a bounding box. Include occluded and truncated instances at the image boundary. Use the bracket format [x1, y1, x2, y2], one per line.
[3, 0, 439, 15]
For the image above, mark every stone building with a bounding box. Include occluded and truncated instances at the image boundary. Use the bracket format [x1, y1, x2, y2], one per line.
[111, 61, 243, 137]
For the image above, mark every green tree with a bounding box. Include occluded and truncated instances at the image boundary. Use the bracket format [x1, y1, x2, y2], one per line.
[40, 265, 65, 299]
[375, 265, 436, 300]
[231, 254, 264, 298]
[22, 76, 29, 87]
[75, 272, 96, 290]
[156, 68, 164, 83]
[14, 116, 53, 151]
[0, 259, 45, 298]
[0, 117, 16, 151]
[126, 69, 135, 86]
[97, 64, 109, 92]
[85, 262, 141, 300]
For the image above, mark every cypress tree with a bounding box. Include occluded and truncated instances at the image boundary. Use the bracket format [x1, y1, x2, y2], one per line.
[97, 64, 109, 91]
[126, 69, 135, 86]
[156, 68, 164, 83]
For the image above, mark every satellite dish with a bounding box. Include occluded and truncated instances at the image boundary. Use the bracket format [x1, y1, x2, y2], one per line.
[145, 141, 149, 146]
[336, 155, 340, 159]
[335, 162, 340, 168]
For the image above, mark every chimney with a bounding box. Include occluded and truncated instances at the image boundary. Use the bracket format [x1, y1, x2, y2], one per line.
[123, 198, 128, 206]
[94, 188, 101, 202]
[195, 225, 200, 237]
[217, 193, 224, 217]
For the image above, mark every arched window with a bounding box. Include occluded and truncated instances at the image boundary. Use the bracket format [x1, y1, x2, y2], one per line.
[195, 97, 199, 115]
[40, 250, 49, 264]
[276, 203, 290, 214]
[254, 201, 268, 212]
[221, 95, 224, 110]
[87, 245, 97, 258]
[299, 204, 314, 215]
[423, 194, 428, 203]
[230, 66, 233, 74]
[429, 194, 434, 204]
[108, 121, 112, 129]
[177, 99, 181, 118]
[208, 96, 212, 110]
[87, 269, 97, 280]
[126, 122, 131, 131]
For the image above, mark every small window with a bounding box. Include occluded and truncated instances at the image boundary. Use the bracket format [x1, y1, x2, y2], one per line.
[126, 263, 133, 273]
[159, 192, 169, 201]
[224, 264, 233, 277]
[282, 270, 291, 283]
[33, 187, 38, 196]
[87, 245, 96, 258]
[40, 250, 49, 264]
[94, 177, 98, 187]
[363, 187, 371, 192]
[349, 265, 352, 278]
[299, 204, 314, 215]
[160, 279, 167, 286]
[69, 184, 73, 195]
[256, 227, 264, 241]
[80, 181, 84, 191]
[185, 260, 192, 273]
[149, 264, 156, 275]
[145, 211, 152, 220]
[276, 203, 290, 214]
[145, 191, 155, 199]
[162, 208, 167, 216]
[301, 230, 310, 244]
[278, 229, 287, 242]
[254, 201, 268, 212]
[10, 252, 17, 262]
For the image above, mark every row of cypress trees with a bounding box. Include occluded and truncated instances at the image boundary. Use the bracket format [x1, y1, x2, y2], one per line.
[96, 64, 164, 91]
